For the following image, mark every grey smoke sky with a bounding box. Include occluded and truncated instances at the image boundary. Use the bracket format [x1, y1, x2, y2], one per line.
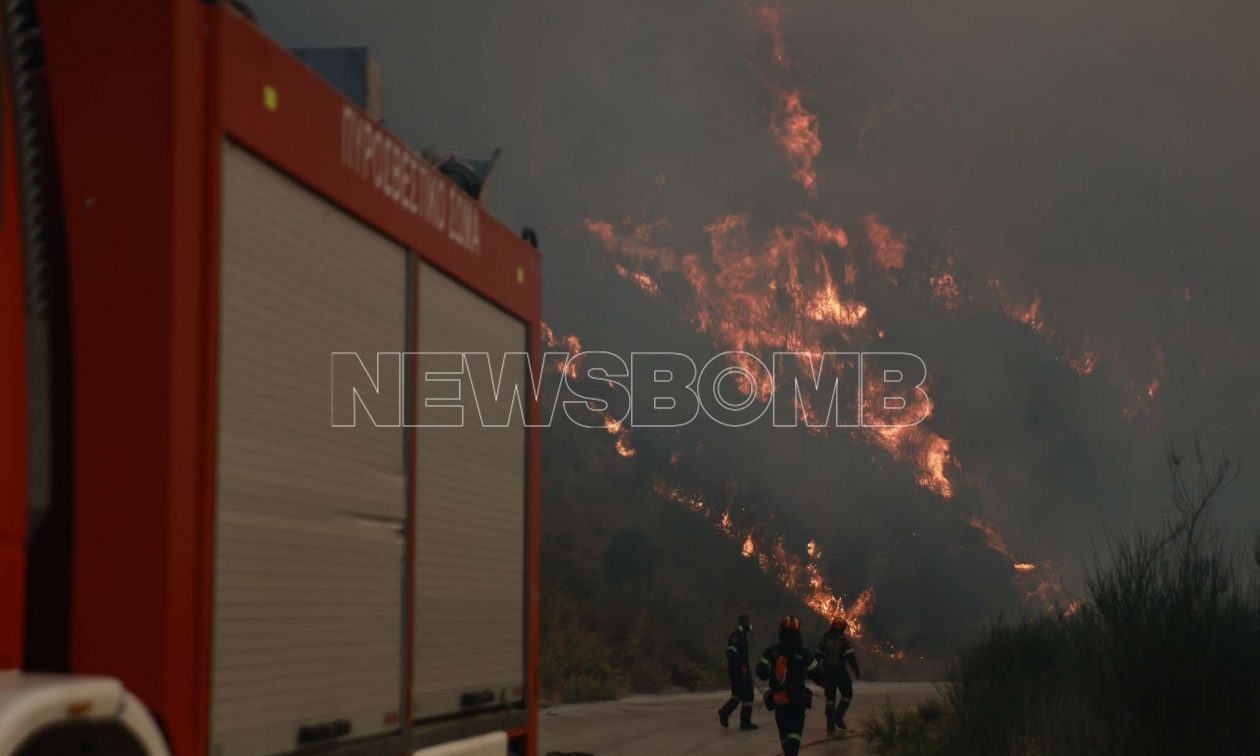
[250, 0, 1260, 606]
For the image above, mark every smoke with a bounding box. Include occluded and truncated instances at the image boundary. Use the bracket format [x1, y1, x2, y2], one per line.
[251, 0, 1260, 651]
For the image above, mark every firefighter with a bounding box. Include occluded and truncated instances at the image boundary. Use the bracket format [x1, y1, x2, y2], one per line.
[816, 617, 861, 733]
[755, 616, 819, 756]
[718, 614, 758, 730]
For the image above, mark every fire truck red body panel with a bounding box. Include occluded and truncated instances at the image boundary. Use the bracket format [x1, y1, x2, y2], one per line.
[0, 47, 28, 673]
[28, 2, 542, 754]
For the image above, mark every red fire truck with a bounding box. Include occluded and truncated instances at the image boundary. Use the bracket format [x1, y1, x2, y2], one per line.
[1, 2, 542, 755]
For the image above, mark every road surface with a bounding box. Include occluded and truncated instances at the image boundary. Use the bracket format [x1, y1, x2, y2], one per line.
[540, 681, 940, 755]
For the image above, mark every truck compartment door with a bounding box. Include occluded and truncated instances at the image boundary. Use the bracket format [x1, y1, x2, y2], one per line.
[213, 141, 407, 755]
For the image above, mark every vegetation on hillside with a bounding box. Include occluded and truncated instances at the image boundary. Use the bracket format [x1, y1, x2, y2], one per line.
[537, 413, 956, 703]
[538, 419, 808, 703]
[864, 444, 1260, 755]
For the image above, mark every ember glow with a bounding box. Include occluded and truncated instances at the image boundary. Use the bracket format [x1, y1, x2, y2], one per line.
[1069, 346, 1099, 376]
[751, 3, 789, 69]
[988, 279, 1054, 338]
[863, 214, 908, 272]
[929, 260, 962, 310]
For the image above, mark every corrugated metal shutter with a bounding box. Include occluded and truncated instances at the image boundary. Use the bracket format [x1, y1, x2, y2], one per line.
[213, 141, 407, 755]
[412, 263, 526, 720]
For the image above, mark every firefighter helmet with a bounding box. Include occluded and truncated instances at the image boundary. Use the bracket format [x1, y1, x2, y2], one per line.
[830, 617, 849, 631]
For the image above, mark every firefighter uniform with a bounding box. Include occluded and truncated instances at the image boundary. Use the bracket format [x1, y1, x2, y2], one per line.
[756, 623, 818, 756]
[718, 622, 757, 729]
[816, 625, 861, 731]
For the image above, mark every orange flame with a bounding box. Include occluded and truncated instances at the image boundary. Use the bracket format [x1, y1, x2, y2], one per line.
[603, 414, 636, 458]
[929, 260, 961, 310]
[863, 370, 956, 499]
[770, 90, 822, 195]
[614, 438, 635, 458]
[864, 214, 908, 272]
[654, 478, 878, 639]
[969, 516, 1070, 608]
[541, 322, 583, 378]
[613, 263, 661, 297]
[870, 426, 956, 499]
[1069, 347, 1098, 376]
[582, 216, 962, 502]
[968, 516, 1018, 563]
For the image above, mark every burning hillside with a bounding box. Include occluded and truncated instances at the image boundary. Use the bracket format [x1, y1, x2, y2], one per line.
[545, 1, 1099, 653]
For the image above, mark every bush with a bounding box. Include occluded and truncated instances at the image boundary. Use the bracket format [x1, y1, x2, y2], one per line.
[539, 591, 626, 703]
[863, 697, 948, 755]
[942, 443, 1260, 756]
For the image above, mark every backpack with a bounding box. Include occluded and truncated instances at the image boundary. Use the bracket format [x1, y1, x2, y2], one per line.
[764, 647, 810, 709]
[822, 632, 847, 671]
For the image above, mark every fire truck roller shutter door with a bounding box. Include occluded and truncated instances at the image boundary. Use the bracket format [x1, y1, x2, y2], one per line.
[412, 263, 526, 720]
[213, 141, 407, 755]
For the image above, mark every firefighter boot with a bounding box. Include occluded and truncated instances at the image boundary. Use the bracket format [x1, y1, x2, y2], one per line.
[836, 696, 851, 730]
[782, 733, 802, 756]
[824, 700, 836, 734]
[739, 703, 759, 730]
[718, 696, 739, 728]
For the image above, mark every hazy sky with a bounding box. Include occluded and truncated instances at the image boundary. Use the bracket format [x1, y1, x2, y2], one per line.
[250, 0, 1260, 601]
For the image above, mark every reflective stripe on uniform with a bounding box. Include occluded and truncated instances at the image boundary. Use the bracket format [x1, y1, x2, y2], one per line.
[806, 658, 819, 672]
[786, 734, 801, 742]
[840, 697, 851, 703]
[845, 649, 856, 656]
[727, 646, 738, 653]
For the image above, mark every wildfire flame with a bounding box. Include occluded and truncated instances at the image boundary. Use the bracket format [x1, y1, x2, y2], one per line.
[929, 259, 962, 310]
[541, 321, 583, 379]
[969, 516, 1069, 606]
[1069, 347, 1099, 376]
[613, 263, 661, 298]
[653, 479, 878, 639]
[771, 90, 822, 196]
[864, 214, 908, 273]
[584, 214, 962, 502]
[968, 516, 1020, 565]
[985, 278, 1111, 380]
[556, 1, 1103, 658]
[603, 415, 637, 458]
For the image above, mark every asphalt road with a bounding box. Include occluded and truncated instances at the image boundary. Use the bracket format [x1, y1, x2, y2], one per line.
[539, 681, 941, 755]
